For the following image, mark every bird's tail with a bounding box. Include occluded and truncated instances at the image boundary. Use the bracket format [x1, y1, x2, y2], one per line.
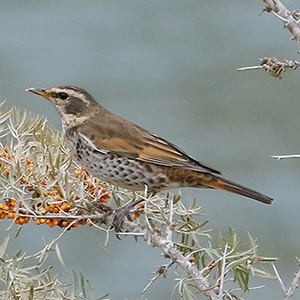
[204, 175, 273, 204]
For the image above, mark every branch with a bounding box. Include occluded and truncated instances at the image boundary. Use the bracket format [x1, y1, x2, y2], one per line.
[237, 1, 300, 79]
[145, 224, 219, 298]
[262, 0, 300, 42]
[271, 154, 300, 160]
[273, 258, 300, 300]
[285, 257, 300, 300]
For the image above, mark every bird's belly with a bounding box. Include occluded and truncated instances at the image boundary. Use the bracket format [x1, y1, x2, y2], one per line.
[72, 141, 171, 192]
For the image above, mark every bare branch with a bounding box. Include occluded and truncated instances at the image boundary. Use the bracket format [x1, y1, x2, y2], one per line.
[141, 261, 174, 295]
[273, 259, 300, 300]
[262, 0, 300, 42]
[285, 257, 300, 299]
[273, 263, 287, 293]
[272, 154, 300, 160]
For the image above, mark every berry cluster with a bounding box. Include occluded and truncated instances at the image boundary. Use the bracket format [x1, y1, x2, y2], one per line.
[0, 198, 30, 225]
[0, 147, 111, 229]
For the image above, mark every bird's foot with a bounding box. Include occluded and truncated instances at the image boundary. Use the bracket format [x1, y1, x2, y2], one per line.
[112, 198, 144, 234]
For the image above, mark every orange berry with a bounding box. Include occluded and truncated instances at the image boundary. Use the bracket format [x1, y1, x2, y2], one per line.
[60, 204, 67, 211]
[53, 207, 59, 213]
[49, 204, 56, 210]
[9, 198, 16, 206]
[0, 212, 5, 219]
[4, 169, 9, 176]
[76, 219, 84, 225]
[61, 221, 69, 227]
[133, 213, 140, 220]
[48, 221, 55, 227]
[74, 169, 81, 176]
[104, 194, 111, 199]
[39, 207, 47, 215]
[61, 203, 71, 211]
[52, 219, 59, 226]
[18, 217, 26, 225]
[44, 191, 53, 196]
[7, 212, 15, 219]
[2, 205, 9, 211]
[21, 177, 30, 184]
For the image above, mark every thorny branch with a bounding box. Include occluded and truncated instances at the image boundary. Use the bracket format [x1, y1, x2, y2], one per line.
[262, 0, 300, 42]
[272, 258, 300, 300]
[238, 1, 300, 78]
[285, 257, 300, 300]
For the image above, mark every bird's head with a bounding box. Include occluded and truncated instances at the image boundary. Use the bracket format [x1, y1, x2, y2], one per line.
[26, 85, 100, 124]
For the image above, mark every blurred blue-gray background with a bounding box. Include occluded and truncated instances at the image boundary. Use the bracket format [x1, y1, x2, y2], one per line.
[1, 1, 300, 299]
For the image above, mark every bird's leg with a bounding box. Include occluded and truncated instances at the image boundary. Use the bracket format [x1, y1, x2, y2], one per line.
[113, 197, 145, 233]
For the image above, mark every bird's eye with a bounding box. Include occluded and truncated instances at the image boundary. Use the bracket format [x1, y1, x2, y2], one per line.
[59, 92, 68, 100]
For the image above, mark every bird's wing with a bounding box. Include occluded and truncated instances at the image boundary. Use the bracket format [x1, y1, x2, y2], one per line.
[77, 117, 221, 174]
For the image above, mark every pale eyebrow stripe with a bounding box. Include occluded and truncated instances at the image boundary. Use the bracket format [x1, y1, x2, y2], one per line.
[50, 88, 90, 105]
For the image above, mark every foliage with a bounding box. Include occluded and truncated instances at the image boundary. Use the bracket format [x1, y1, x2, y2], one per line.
[0, 106, 276, 299]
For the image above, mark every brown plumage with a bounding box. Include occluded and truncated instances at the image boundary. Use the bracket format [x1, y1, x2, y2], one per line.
[26, 85, 273, 204]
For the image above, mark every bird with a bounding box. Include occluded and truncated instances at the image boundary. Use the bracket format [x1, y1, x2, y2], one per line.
[26, 85, 273, 205]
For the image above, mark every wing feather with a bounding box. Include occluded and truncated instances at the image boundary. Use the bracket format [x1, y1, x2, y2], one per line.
[77, 115, 221, 174]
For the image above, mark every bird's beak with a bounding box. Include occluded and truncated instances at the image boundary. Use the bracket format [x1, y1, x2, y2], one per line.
[25, 87, 51, 99]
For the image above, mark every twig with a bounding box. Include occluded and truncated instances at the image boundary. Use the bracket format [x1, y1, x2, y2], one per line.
[166, 194, 174, 241]
[145, 227, 219, 299]
[141, 261, 174, 295]
[219, 243, 229, 300]
[273, 259, 300, 299]
[271, 154, 300, 160]
[237, 66, 263, 71]
[38, 219, 78, 264]
[285, 257, 300, 300]
[272, 263, 287, 293]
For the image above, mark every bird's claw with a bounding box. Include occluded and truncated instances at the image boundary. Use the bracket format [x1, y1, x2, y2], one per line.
[112, 198, 144, 235]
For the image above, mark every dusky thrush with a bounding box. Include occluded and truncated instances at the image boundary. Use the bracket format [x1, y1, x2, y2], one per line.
[26, 86, 273, 204]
